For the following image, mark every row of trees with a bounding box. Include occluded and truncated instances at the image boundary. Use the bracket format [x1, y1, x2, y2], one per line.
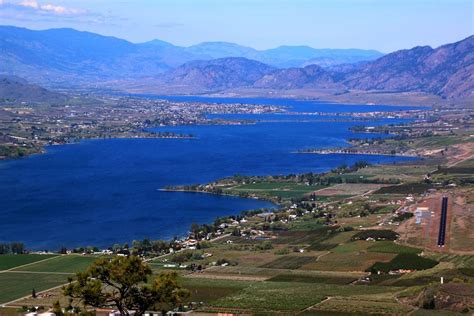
[0, 242, 25, 254]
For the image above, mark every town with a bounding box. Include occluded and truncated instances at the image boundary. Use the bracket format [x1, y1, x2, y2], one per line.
[0, 94, 283, 159]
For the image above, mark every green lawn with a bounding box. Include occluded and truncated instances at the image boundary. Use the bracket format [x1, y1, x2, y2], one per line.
[0, 254, 58, 271]
[0, 272, 68, 304]
[13, 255, 100, 273]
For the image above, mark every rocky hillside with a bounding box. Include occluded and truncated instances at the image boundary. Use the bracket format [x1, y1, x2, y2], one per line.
[254, 65, 338, 89]
[341, 36, 474, 98]
[158, 36, 473, 99]
[161, 58, 275, 90]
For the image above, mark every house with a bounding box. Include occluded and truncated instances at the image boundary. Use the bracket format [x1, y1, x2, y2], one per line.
[183, 239, 198, 247]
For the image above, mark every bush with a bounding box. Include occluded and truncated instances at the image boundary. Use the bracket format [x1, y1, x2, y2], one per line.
[255, 241, 273, 251]
[393, 212, 414, 222]
[274, 247, 290, 255]
[352, 230, 399, 241]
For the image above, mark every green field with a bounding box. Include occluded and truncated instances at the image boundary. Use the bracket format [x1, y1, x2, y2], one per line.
[268, 273, 358, 285]
[0, 254, 58, 271]
[261, 255, 316, 269]
[368, 241, 422, 254]
[181, 277, 253, 304]
[331, 240, 371, 254]
[0, 255, 103, 304]
[302, 251, 396, 272]
[0, 272, 67, 304]
[13, 255, 101, 273]
[230, 182, 325, 199]
[427, 253, 474, 268]
[209, 281, 401, 312]
[307, 295, 413, 315]
[274, 226, 338, 245]
[288, 219, 325, 231]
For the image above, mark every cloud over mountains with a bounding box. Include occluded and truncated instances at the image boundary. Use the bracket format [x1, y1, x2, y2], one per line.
[1, 0, 87, 15]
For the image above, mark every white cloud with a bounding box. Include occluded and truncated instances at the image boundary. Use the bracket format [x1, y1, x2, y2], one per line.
[2, 0, 87, 16]
[19, 0, 39, 9]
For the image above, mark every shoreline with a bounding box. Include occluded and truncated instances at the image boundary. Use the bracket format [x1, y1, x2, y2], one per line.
[125, 90, 439, 107]
[0, 134, 197, 161]
[293, 150, 419, 158]
[158, 188, 281, 205]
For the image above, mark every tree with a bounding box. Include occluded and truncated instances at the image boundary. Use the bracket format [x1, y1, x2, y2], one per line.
[64, 256, 189, 315]
[0, 243, 10, 254]
[52, 300, 64, 316]
[10, 242, 24, 254]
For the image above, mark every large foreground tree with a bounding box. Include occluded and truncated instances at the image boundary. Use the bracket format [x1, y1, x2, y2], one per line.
[64, 256, 189, 315]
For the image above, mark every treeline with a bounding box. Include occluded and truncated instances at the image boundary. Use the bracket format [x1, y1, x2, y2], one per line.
[0, 242, 25, 254]
[330, 161, 370, 174]
[229, 161, 400, 186]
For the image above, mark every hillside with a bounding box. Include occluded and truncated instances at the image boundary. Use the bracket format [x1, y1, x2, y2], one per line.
[341, 36, 474, 98]
[0, 76, 67, 103]
[161, 58, 275, 90]
[254, 64, 338, 89]
[157, 36, 473, 99]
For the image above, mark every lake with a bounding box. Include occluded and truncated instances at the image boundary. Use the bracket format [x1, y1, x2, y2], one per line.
[0, 98, 420, 250]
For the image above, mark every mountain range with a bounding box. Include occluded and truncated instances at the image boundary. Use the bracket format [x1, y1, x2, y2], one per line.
[0, 25, 382, 83]
[1, 25, 472, 100]
[158, 36, 473, 99]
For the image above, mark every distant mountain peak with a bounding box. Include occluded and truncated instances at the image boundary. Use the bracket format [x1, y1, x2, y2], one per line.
[161, 57, 274, 90]
[141, 39, 176, 48]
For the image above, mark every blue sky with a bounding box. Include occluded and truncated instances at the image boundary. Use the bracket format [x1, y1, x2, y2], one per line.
[0, 0, 472, 52]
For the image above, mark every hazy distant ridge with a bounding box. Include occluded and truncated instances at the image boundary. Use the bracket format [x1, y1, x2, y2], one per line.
[0, 25, 382, 81]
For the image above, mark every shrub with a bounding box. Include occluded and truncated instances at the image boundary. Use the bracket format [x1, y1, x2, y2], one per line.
[393, 212, 414, 222]
[255, 241, 273, 251]
[274, 247, 290, 255]
[352, 230, 399, 241]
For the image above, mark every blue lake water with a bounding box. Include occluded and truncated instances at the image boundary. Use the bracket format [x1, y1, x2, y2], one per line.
[0, 98, 420, 250]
